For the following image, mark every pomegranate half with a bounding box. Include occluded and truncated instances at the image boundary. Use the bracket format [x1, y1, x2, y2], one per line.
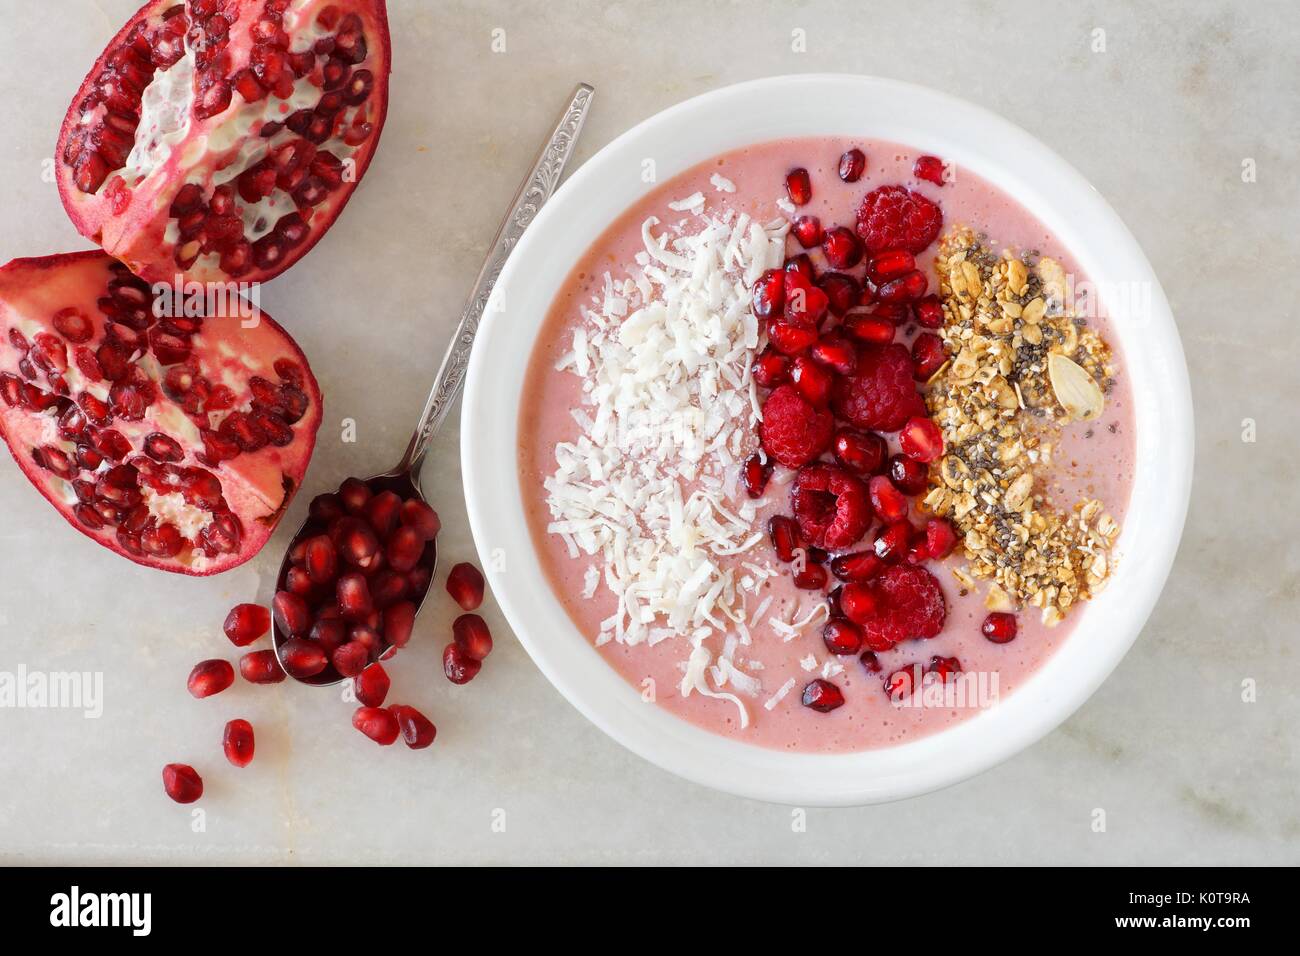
[56, 0, 391, 286]
[0, 251, 322, 574]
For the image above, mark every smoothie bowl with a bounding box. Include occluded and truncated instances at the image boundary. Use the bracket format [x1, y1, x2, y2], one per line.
[463, 75, 1191, 805]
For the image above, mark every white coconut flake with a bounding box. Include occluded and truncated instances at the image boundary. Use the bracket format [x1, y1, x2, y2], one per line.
[710, 172, 737, 193]
[764, 678, 797, 711]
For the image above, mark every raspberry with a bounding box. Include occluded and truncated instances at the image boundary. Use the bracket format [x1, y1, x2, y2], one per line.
[791, 463, 872, 550]
[860, 565, 947, 650]
[758, 384, 834, 469]
[831, 343, 928, 432]
[855, 185, 943, 255]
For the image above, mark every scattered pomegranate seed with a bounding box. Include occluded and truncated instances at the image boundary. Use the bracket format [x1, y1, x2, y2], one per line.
[354, 662, 390, 707]
[914, 294, 944, 329]
[785, 167, 812, 205]
[911, 332, 947, 380]
[453, 613, 494, 660]
[878, 270, 928, 303]
[816, 274, 860, 318]
[832, 428, 886, 474]
[873, 521, 914, 564]
[443, 642, 482, 684]
[239, 649, 286, 684]
[390, 704, 437, 749]
[272, 590, 311, 636]
[352, 705, 400, 745]
[382, 601, 416, 648]
[789, 355, 833, 408]
[821, 226, 863, 270]
[840, 582, 879, 625]
[223, 718, 255, 768]
[752, 268, 786, 318]
[767, 322, 818, 356]
[925, 519, 958, 560]
[926, 656, 962, 681]
[981, 612, 1018, 644]
[784, 253, 815, 281]
[889, 453, 929, 494]
[831, 550, 884, 582]
[868, 249, 915, 284]
[904, 537, 930, 565]
[162, 764, 203, 804]
[838, 148, 866, 182]
[884, 666, 918, 701]
[223, 603, 270, 646]
[844, 314, 895, 345]
[792, 215, 823, 248]
[187, 659, 235, 699]
[899, 416, 944, 462]
[742, 452, 773, 498]
[331, 641, 369, 677]
[822, 617, 864, 655]
[751, 347, 790, 388]
[860, 650, 882, 673]
[808, 334, 857, 374]
[802, 679, 845, 713]
[793, 561, 829, 590]
[445, 562, 485, 611]
[868, 475, 909, 522]
[913, 155, 947, 186]
[279, 638, 328, 678]
[768, 515, 801, 563]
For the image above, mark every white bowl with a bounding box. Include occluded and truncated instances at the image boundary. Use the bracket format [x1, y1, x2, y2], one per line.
[461, 75, 1192, 806]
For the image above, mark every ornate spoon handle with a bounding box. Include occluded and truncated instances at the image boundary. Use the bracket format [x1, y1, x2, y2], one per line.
[397, 83, 595, 475]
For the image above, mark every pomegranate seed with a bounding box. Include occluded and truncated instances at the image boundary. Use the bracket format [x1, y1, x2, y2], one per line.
[868, 475, 909, 522]
[445, 562, 485, 611]
[884, 666, 918, 701]
[868, 250, 915, 284]
[784, 253, 815, 281]
[285, 566, 315, 598]
[793, 561, 828, 590]
[272, 590, 311, 636]
[840, 582, 879, 625]
[399, 499, 441, 539]
[364, 490, 403, 539]
[453, 613, 493, 660]
[332, 517, 380, 569]
[336, 572, 374, 621]
[878, 270, 928, 303]
[822, 618, 864, 655]
[729, 437, 775, 492]
[889, 453, 929, 494]
[767, 515, 801, 563]
[789, 355, 832, 408]
[860, 650, 882, 673]
[802, 679, 845, 713]
[844, 314, 895, 345]
[873, 521, 914, 564]
[310, 492, 345, 522]
[751, 348, 790, 388]
[914, 155, 947, 186]
[792, 215, 823, 249]
[354, 662, 390, 707]
[390, 705, 437, 749]
[900, 416, 944, 463]
[239, 649, 286, 684]
[783, 270, 829, 327]
[280, 639, 328, 678]
[785, 167, 812, 205]
[821, 227, 863, 269]
[982, 612, 1018, 644]
[162, 764, 203, 804]
[370, 569, 409, 609]
[443, 642, 482, 684]
[309, 618, 347, 656]
[223, 603, 270, 646]
[925, 519, 958, 560]
[912, 332, 947, 380]
[377, 601, 413, 649]
[826, 584, 843, 617]
[767, 322, 817, 356]
[304, 534, 338, 583]
[831, 550, 884, 583]
[808, 335, 857, 374]
[352, 706, 400, 745]
[752, 268, 786, 319]
[833, 428, 886, 474]
[927, 656, 962, 681]
[332, 641, 369, 677]
[338, 476, 371, 514]
[223, 718, 255, 768]
[905, 537, 930, 565]
[386, 525, 424, 572]
[187, 659, 235, 699]
[838, 148, 866, 183]
[914, 294, 945, 329]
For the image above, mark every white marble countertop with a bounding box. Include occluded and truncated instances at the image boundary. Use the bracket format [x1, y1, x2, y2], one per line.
[0, 0, 1296, 864]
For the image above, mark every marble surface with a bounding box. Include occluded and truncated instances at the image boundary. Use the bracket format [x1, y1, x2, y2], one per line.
[1, 0, 1296, 865]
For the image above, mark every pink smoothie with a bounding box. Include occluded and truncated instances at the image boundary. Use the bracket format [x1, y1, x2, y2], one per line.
[518, 137, 1135, 753]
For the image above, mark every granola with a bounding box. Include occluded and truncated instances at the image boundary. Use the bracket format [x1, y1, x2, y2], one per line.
[921, 226, 1121, 626]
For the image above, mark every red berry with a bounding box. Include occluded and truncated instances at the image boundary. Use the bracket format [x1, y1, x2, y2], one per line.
[767, 515, 801, 563]
[390, 704, 437, 749]
[832, 428, 886, 474]
[821, 226, 863, 270]
[982, 612, 1018, 644]
[913, 155, 947, 186]
[791, 463, 873, 551]
[914, 294, 944, 329]
[912, 332, 947, 380]
[785, 167, 812, 205]
[758, 384, 834, 469]
[838, 148, 866, 183]
[446, 561, 485, 611]
[443, 642, 482, 684]
[862, 566, 947, 650]
[822, 617, 864, 655]
[856, 185, 943, 254]
[223, 718, 255, 768]
[900, 416, 944, 463]
[162, 764, 203, 804]
[801, 679, 845, 712]
[792, 215, 823, 248]
[831, 550, 884, 582]
[751, 347, 791, 387]
[868, 474, 909, 522]
[752, 268, 786, 319]
[789, 355, 833, 408]
[888, 453, 929, 494]
[925, 518, 958, 560]
[831, 343, 928, 432]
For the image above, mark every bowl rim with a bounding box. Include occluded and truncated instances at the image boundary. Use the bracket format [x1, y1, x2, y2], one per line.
[461, 73, 1193, 806]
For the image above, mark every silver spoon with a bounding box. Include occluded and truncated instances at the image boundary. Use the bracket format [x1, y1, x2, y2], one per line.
[272, 83, 595, 685]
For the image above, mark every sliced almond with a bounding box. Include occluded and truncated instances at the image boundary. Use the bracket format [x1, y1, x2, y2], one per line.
[1048, 352, 1104, 421]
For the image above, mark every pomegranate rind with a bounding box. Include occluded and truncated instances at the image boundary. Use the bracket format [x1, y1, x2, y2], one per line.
[55, 0, 393, 286]
[0, 251, 322, 575]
